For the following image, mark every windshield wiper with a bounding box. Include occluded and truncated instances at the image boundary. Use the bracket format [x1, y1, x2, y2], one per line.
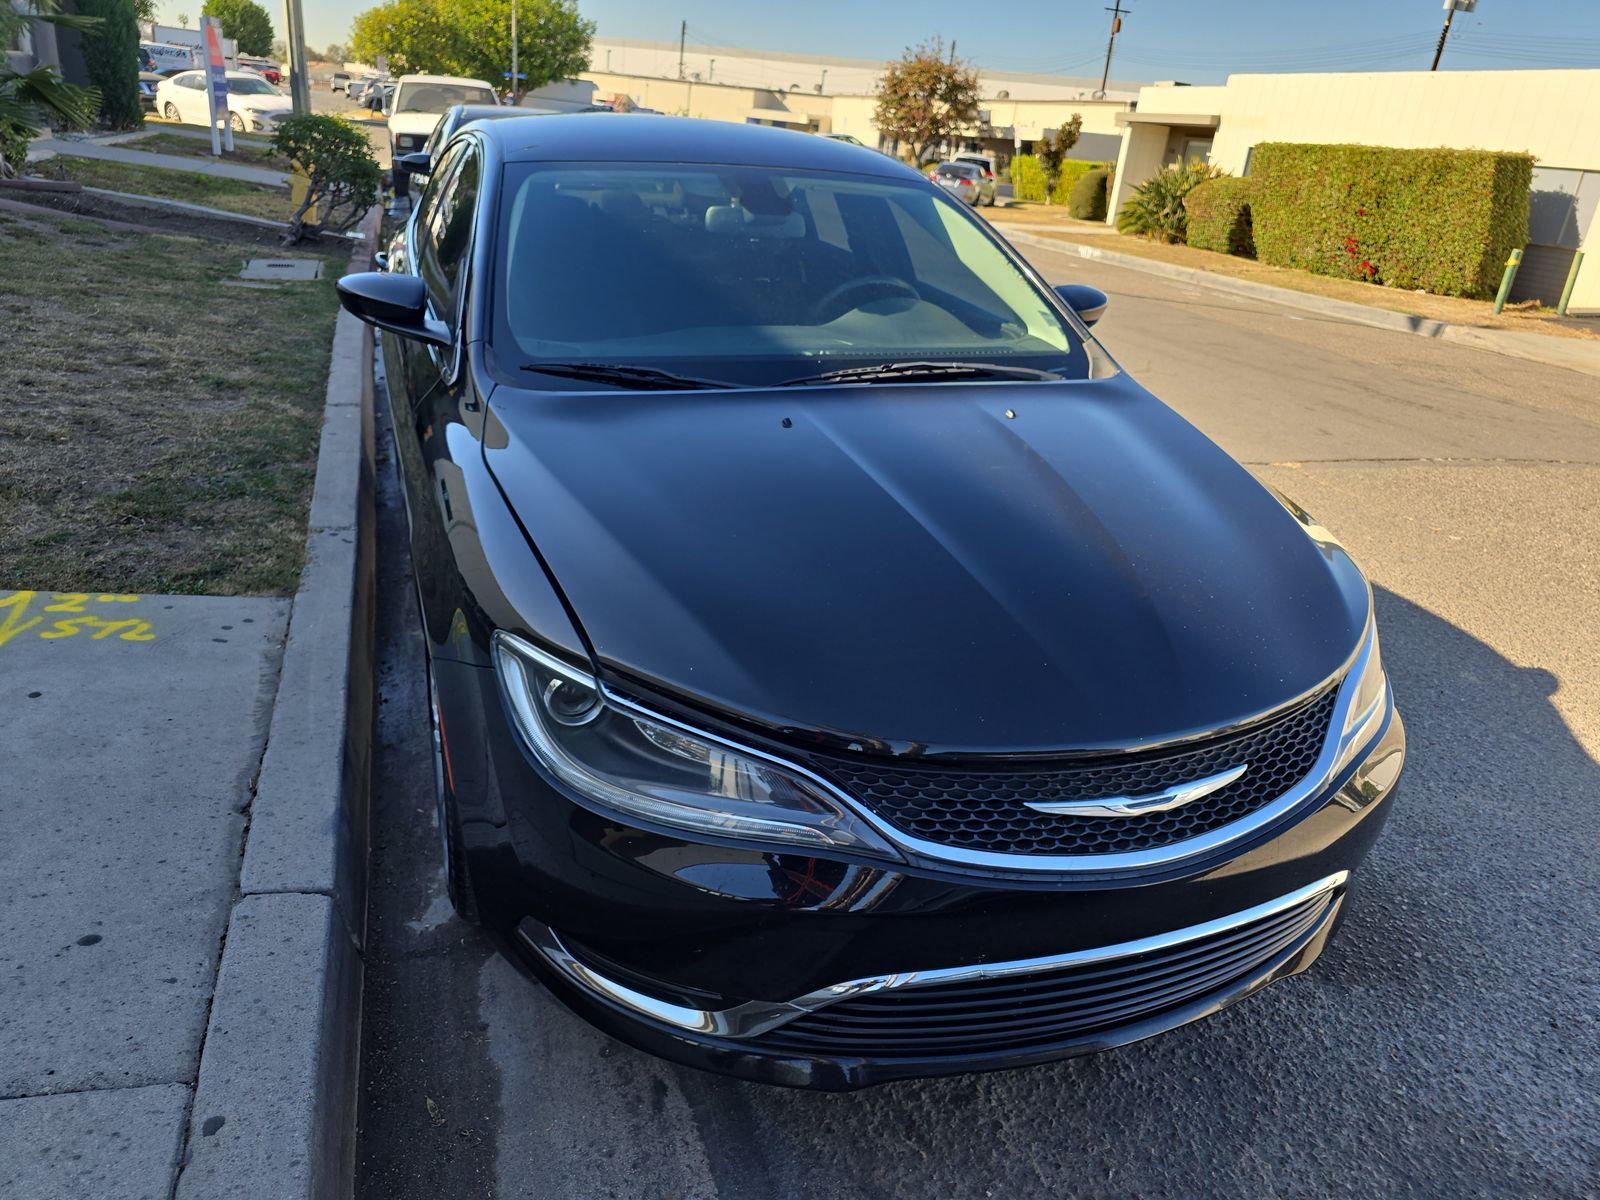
[779, 361, 1066, 387]
[521, 362, 736, 390]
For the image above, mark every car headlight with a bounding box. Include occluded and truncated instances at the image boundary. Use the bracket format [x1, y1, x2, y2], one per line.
[1330, 618, 1389, 779]
[493, 632, 901, 858]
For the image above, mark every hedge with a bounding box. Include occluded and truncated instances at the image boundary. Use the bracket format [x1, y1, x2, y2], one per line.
[1186, 176, 1255, 257]
[1067, 167, 1109, 221]
[1010, 155, 1109, 205]
[75, 0, 144, 130]
[1250, 142, 1532, 298]
[1011, 154, 1046, 202]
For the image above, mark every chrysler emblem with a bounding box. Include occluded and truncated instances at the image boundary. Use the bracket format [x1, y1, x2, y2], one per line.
[1025, 764, 1250, 819]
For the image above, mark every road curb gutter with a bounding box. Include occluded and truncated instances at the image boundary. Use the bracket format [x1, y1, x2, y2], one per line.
[175, 205, 382, 1200]
[1003, 230, 1600, 379]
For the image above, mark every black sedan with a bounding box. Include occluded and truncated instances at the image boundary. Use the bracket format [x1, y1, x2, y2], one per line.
[338, 115, 1405, 1091]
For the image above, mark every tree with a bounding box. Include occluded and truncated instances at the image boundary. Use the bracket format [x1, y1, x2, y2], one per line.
[873, 38, 979, 166]
[176, 12, 189, 26]
[76, 0, 144, 130]
[0, 0, 100, 176]
[324, 43, 347, 64]
[132, 0, 159, 23]
[1033, 114, 1082, 203]
[349, 0, 591, 88]
[200, 0, 273, 55]
[273, 114, 381, 243]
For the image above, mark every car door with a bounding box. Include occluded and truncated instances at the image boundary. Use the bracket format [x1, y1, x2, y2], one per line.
[178, 73, 208, 124]
[384, 138, 494, 659]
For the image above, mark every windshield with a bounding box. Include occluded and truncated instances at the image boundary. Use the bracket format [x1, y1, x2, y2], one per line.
[228, 76, 281, 96]
[398, 83, 496, 112]
[493, 163, 1108, 388]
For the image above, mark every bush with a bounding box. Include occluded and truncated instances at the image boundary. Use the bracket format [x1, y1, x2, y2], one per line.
[1117, 163, 1222, 243]
[1186, 176, 1255, 256]
[1010, 154, 1046, 202]
[75, 0, 143, 130]
[273, 114, 381, 243]
[1067, 167, 1109, 221]
[1250, 142, 1533, 298]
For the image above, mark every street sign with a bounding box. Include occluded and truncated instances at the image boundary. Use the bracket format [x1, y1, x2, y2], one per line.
[200, 16, 233, 154]
[501, 72, 527, 79]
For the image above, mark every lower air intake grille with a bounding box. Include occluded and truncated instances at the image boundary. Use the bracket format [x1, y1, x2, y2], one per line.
[759, 885, 1337, 1059]
[812, 687, 1339, 856]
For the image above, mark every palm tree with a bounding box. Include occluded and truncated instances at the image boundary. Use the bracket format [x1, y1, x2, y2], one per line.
[1, 0, 101, 177]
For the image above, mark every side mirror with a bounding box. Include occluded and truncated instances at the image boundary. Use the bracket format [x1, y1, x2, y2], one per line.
[336, 272, 451, 348]
[394, 151, 431, 178]
[1054, 283, 1109, 328]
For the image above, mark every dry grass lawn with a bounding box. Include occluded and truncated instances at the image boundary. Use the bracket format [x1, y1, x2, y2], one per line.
[26, 156, 292, 221]
[986, 203, 1600, 341]
[0, 206, 343, 595]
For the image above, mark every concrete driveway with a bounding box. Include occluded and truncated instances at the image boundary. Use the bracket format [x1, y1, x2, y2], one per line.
[355, 250, 1600, 1199]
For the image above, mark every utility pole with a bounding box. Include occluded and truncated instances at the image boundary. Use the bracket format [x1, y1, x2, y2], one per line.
[678, 19, 686, 79]
[948, 39, 957, 64]
[1097, 0, 1128, 100]
[1432, 0, 1476, 71]
[510, 0, 518, 103]
[281, 0, 310, 114]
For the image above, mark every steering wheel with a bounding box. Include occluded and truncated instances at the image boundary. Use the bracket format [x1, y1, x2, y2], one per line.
[811, 275, 919, 322]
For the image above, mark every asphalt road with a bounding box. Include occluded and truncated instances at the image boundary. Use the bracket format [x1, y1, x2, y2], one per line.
[355, 250, 1600, 1199]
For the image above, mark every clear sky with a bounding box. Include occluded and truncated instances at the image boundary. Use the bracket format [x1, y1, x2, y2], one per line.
[177, 0, 1600, 82]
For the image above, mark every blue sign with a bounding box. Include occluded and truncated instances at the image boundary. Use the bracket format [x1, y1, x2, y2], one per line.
[501, 72, 527, 79]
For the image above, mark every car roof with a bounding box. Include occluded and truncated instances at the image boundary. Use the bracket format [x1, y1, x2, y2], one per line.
[396, 74, 496, 87]
[490, 114, 919, 178]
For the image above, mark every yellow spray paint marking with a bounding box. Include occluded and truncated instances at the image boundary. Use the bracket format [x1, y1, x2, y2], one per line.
[0, 591, 155, 647]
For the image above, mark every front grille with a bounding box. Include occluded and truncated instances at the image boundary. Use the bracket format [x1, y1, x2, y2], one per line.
[760, 886, 1337, 1059]
[812, 687, 1339, 857]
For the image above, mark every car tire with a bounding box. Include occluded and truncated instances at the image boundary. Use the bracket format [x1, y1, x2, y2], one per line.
[229, 112, 245, 133]
[429, 665, 480, 924]
[162, 102, 179, 120]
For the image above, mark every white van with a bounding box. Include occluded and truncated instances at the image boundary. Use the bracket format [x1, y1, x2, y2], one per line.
[142, 41, 196, 73]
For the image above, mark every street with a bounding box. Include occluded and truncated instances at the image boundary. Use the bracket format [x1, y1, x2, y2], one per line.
[355, 246, 1600, 1199]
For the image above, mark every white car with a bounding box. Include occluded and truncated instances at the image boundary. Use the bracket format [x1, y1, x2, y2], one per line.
[154, 69, 293, 134]
[387, 74, 499, 160]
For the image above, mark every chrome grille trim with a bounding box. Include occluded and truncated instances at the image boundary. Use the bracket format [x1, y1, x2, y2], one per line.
[520, 872, 1349, 1043]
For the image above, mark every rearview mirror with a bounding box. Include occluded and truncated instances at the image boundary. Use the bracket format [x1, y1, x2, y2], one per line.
[1054, 283, 1109, 328]
[336, 272, 451, 348]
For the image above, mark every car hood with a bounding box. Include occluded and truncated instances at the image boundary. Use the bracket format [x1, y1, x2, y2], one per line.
[482, 374, 1370, 756]
[239, 96, 291, 112]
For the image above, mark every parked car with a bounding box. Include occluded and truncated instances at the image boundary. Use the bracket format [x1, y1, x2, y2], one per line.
[385, 73, 499, 160]
[347, 74, 384, 104]
[954, 152, 999, 182]
[932, 160, 996, 207]
[820, 132, 865, 145]
[337, 115, 1404, 1092]
[154, 69, 292, 133]
[237, 56, 281, 85]
[330, 71, 351, 93]
[390, 102, 567, 198]
[137, 70, 163, 113]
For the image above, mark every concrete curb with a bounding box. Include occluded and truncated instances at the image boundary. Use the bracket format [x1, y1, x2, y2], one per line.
[1003, 229, 1600, 379]
[174, 205, 382, 1200]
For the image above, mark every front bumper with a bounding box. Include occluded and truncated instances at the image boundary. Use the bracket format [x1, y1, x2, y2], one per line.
[439, 655, 1405, 1089]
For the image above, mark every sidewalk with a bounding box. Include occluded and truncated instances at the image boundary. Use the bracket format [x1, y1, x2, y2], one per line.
[30, 138, 288, 187]
[0, 593, 289, 1198]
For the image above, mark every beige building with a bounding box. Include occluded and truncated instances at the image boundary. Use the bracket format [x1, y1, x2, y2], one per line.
[1108, 70, 1600, 312]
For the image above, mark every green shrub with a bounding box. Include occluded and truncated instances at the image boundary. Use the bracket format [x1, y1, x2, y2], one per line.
[1010, 154, 1046, 202]
[75, 0, 143, 130]
[1250, 142, 1533, 298]
[1186, 176, 1255, 256]
[273, 114, 380, 243]
[1117, 162, 1222, 243]
[1067, 167, 1109, 221]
